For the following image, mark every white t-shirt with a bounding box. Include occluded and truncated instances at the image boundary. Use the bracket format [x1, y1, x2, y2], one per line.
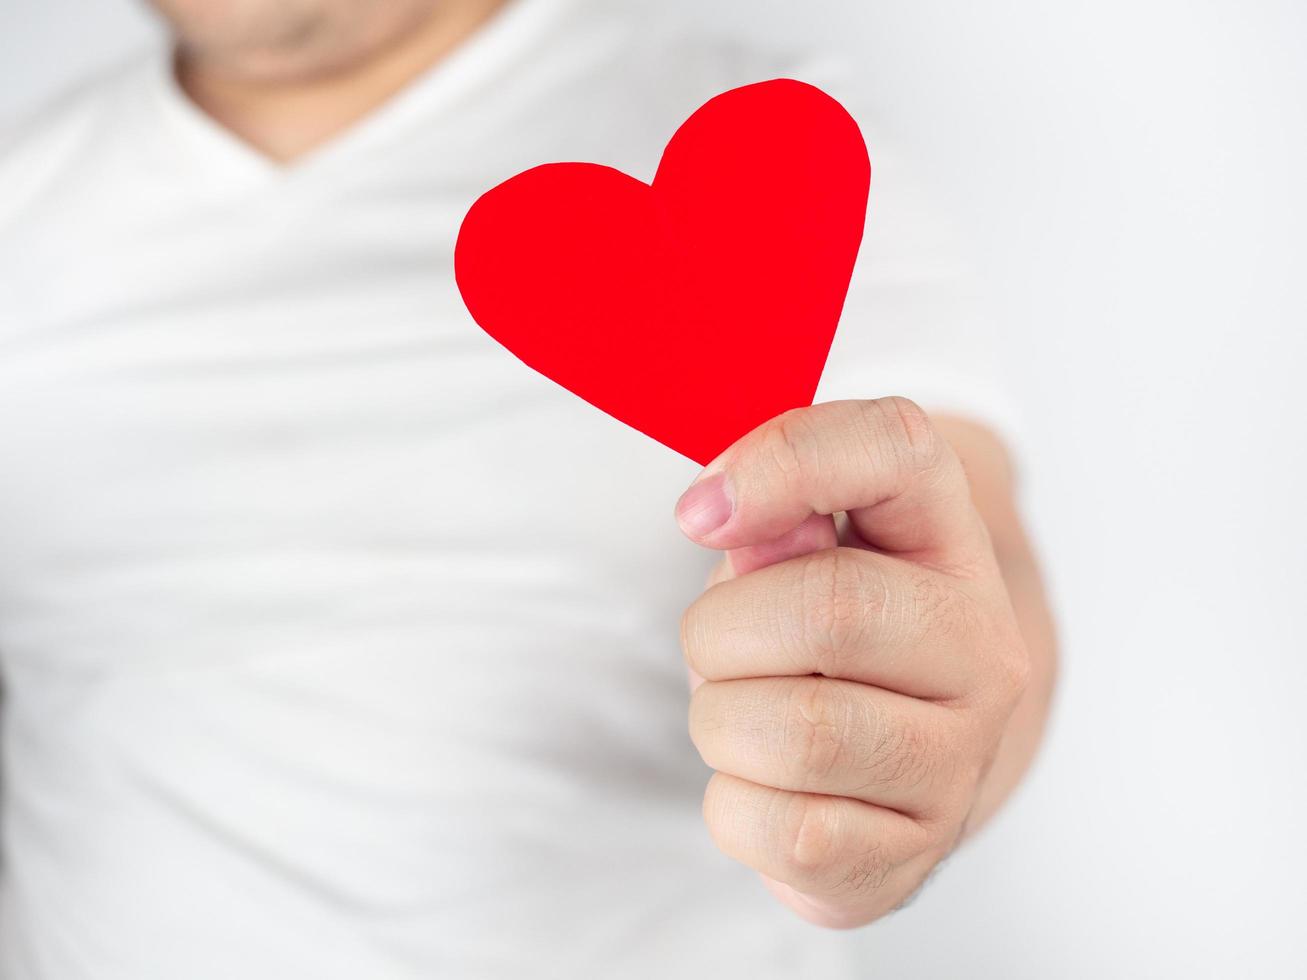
[0, 0, 1017, 976]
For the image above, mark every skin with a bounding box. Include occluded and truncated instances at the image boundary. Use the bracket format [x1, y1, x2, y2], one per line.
[676, 399, 1056, 928]
[152, 1, 1057, 930]
[152, 0, 509, 161]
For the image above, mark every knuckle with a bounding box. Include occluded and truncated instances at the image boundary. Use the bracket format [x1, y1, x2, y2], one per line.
[763, 409, 817, 485]
[861, 396, 940, 473]
[784, 678, 851, 782]
[783, 792, 843, 879]
[909, 571, 953, 623]
[783, 794, 892, 896]
[782, 678, 945, 802]
[884, 396, 937, 455]
[797, 549, 881, 676]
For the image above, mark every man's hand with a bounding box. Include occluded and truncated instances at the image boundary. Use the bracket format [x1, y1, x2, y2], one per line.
[674, 398, 1040, 929]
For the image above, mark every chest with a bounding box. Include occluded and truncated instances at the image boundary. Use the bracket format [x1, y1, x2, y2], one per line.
[0, 179, 706, 615]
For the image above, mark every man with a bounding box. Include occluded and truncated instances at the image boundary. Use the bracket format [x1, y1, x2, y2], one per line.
[0, 0, 1056, 975]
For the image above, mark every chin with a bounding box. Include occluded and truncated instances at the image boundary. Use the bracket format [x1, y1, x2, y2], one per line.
[151, 0, 445, 82]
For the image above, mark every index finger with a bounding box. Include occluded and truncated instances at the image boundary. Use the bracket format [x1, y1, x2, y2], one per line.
[682, 546, 986, 700]
[675, 398, 990, 571]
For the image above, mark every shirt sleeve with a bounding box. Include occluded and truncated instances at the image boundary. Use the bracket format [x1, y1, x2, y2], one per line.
[787, 55, 1027, 448]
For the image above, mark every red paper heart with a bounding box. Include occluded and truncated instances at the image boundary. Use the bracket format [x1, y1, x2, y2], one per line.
[454, 78, 870, 465]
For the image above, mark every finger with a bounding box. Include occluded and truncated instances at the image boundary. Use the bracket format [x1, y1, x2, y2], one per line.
[701, 772, 934, 908]
[690, 516, 838, 695]
[689, 675, 966, 816]
[682, 546, 987, 699]
[758, 852, 942, 929]
[688, 559, 737, 693]
[727, 512, 837, 577]
[674, 398, 989, 569]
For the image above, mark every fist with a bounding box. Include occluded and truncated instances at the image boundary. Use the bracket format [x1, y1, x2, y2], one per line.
[675, 398, 1031, 929]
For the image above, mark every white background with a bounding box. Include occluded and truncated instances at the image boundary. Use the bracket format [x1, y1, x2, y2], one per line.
[2, 0, 1304, 976]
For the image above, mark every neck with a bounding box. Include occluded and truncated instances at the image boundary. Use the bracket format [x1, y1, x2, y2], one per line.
[176, 0, 508, 163]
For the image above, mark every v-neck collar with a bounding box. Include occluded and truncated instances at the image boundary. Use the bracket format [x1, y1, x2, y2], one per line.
[148, 0, 582, 185]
